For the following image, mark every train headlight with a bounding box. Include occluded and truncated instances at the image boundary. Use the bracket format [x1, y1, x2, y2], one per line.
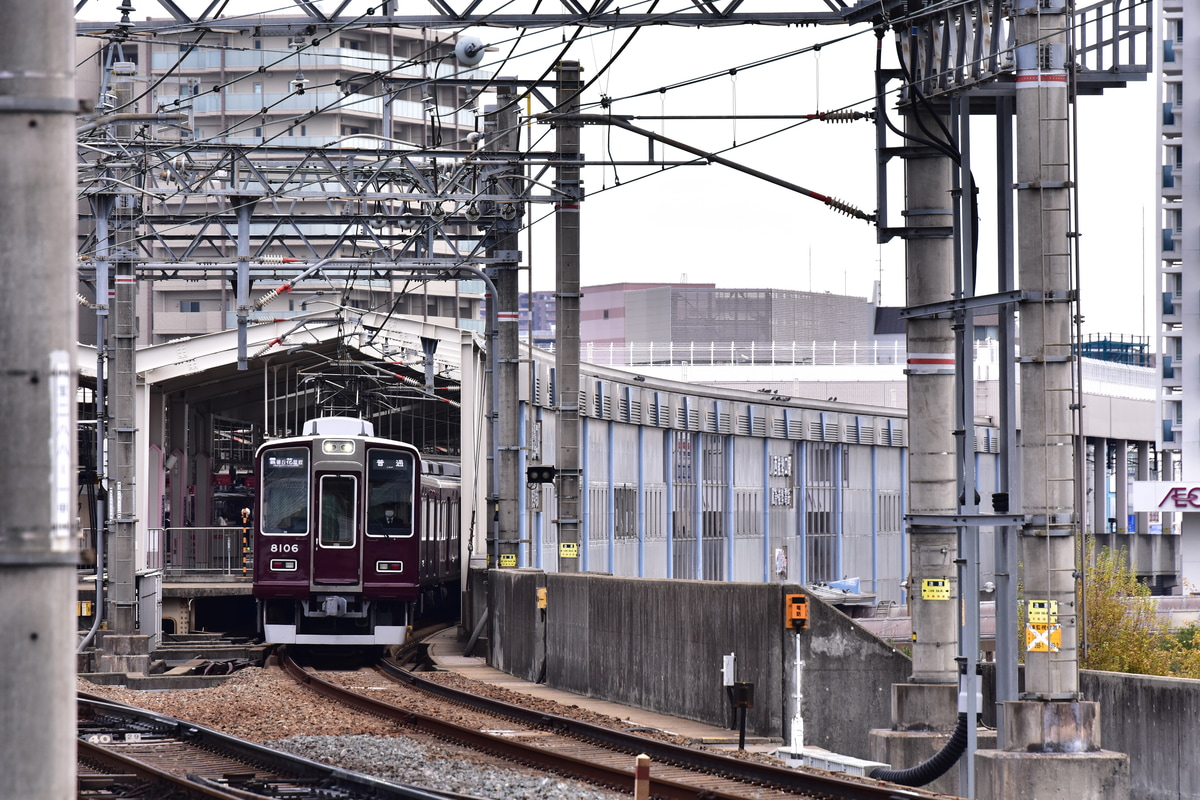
[376, 561, 404, 572]
[322, 439, 355, 454]
[270, 559, 298, 571]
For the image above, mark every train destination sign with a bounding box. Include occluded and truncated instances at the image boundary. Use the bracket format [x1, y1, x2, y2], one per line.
[1130, 482, 1200, 511]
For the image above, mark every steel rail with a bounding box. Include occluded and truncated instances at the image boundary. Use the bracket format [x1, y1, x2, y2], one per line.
[77, 735, 248, 800]
[282, 649, 772, 799]
[282, 649, 946, 800]
[77, 691, 451, 800]
[377, 655, 951, 800]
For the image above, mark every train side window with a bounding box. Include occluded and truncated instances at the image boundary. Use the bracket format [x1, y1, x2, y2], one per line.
[319, 475, 356, 547]
[366, 448, 416, 537]
[260, 447, 309, 534]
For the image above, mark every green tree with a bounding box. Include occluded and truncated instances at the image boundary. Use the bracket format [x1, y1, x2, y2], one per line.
[1080, 538, 1200, 677]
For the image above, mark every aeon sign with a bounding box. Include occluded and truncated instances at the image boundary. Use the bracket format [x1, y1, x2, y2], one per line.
[1130, 482, 1200, 511]
[1160, 487, 1200, 508]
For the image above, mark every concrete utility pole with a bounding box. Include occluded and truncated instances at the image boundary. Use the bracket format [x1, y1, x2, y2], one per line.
[554, 61, 583, 573]
[869, 104, 962, 792]
[903, 106, 959, 689]
[486, 81, 523, 570]
[1014, 0, 1078, 699]
[976, 1, 1128, 795]
[0, 2, 79, 796]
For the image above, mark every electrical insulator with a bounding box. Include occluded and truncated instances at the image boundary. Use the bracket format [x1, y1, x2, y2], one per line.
[824, 196, 871, 221]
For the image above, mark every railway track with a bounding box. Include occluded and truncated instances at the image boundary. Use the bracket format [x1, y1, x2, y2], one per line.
[77, 691, 461, 799]
[281, 648, 957, 800]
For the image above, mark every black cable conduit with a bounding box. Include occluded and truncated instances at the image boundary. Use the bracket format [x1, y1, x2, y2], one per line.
[869, 711, 969, 787]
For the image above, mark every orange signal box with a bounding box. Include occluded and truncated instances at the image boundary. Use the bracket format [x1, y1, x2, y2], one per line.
[785, 593, 808, 630]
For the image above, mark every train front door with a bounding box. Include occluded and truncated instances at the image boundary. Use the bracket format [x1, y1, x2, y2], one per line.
[312, 474, 361, 585]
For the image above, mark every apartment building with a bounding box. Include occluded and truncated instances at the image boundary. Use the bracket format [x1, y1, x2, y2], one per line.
[79, 23, 489, 344]
[1159, 1, 1200, 585]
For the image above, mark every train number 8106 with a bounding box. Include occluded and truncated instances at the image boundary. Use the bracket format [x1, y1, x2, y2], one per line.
[270, 543, 300, 553]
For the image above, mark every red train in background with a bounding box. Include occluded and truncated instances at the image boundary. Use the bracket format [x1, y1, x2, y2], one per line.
[253, 416, 461, 645]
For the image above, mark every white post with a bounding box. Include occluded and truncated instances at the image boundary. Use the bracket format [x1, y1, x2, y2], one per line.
[634, 754, 651, 800]
[791, 637, 805, 750]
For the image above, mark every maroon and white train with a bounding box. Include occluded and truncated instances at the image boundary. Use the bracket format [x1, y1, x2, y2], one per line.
[253, 417, 461, 645]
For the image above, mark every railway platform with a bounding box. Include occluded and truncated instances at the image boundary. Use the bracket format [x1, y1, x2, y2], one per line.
[424, 627, 782, 755]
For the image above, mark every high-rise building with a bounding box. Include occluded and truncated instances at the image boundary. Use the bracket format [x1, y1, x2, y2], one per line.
[141, 26, 480, 149]
[1158, 1, 1198, 582]
[77, 23, 489, 344]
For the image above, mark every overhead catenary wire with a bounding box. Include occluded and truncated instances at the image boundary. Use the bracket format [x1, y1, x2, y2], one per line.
[75, 0, 931, 322]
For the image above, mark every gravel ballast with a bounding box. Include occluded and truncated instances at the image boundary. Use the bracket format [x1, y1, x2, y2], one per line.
[267, 734, 624, 799]
[79, 666, 627, 798]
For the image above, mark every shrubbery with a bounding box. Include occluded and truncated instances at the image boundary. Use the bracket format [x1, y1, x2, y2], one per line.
[1081, 538, 1200, 678]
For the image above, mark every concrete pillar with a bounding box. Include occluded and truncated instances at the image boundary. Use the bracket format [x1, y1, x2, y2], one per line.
[486, 81, 521, 569]
[1013, 0, 1078, 702]
[1136, 441, 1150, 536]
[0, 1, 78, 795]
[1092, 438, 1107, 537]
[460, 330, 488, 578]
[869, 95, 962, 791]
[1181, 514, 1200, 590]
[976, 702, 1128, 799]
[1161, 450, 1175, 534]
[1114, 440, 1129, 533]
[979, 1, 1130, 795]
[901, 105, 958, 685]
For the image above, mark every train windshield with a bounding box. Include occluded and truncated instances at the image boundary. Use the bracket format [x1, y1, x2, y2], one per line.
[366, 448, 415, 537]
[260, 447, 309, 534]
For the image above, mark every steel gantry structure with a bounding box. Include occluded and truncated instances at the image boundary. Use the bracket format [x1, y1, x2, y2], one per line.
[72, 0, 903, 649]
[66, 2, 1153, 796]
[75, 0, 880, 32]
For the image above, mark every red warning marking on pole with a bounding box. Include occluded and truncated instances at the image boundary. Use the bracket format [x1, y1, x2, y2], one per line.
[1015, 74, 1068, 84]
[906, 353, 955, 374]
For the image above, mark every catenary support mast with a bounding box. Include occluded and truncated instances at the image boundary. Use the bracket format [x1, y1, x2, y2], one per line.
[0, 1, 79, 796]
[555, 61, 584, 573]
[489, 81, 523, 571]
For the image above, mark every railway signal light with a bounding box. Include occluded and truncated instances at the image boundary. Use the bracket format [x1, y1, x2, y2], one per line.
[527, 465, 557, 484]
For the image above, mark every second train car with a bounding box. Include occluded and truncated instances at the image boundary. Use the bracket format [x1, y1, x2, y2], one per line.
[252, 416, 461, 645]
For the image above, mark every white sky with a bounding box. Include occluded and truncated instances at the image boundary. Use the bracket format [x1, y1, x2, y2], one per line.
[491, 22, 1159, 341]
[77, 1, 1160, 340]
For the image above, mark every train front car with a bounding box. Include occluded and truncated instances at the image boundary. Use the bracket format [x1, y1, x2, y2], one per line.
[253, 417, 421, 646]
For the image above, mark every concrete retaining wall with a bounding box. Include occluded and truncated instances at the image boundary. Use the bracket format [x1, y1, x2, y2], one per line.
[1083, 670, 1200, 800]
[485, 570, 911, 759]
[486, 569, 1200, 798]
[546, 574, 787, 735]
[488, 568, 546, 682]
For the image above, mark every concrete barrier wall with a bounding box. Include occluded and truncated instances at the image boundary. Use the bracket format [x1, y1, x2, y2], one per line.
[795, 588, 912, 757]
[486, 570, 911, 759]
[486, 569, 1200, 797]
[1083, 669, 1200, 800]
[488, 569, 546, 682]
[546, 574, 786, 735]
